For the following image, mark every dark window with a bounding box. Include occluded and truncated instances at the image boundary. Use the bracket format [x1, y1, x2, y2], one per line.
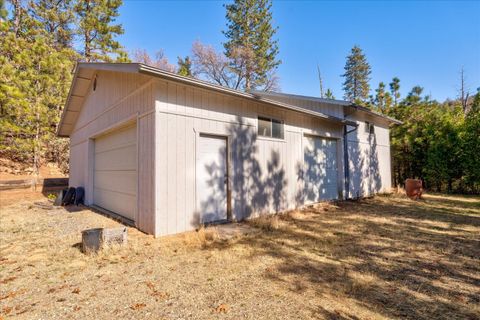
[258, 116, 272, 137]
[258, 116, 284, 139]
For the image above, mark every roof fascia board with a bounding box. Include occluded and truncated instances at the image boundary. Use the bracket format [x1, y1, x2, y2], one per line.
[347, 104, 403, 125]
[251, 90, 350, 106]
[57, 64, 81, 137]
[253, 90, 401, 125]
[138, 64, 356, 126]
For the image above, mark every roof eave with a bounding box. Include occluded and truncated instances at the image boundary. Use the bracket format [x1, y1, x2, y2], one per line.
[348, 104, 403, 125]
[56, 63, 80, 137]
[58, 63, 358, 137]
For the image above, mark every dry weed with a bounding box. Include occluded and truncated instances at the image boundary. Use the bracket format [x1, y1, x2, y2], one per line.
[182, 226, 219, 248]
[213, 303, 230, 313]
[130, 303, 146, 310]
[249, 215, 285, 231]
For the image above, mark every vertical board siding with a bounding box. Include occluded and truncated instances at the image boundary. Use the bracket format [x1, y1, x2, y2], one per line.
[69, 70, 155, 235]
[346, 116, 392, 198]
[137, 113, 155, 234]
[154, 79, 354, 236]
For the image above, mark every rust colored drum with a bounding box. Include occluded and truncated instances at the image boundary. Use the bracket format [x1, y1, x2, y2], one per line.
[405, 179, 423, 199]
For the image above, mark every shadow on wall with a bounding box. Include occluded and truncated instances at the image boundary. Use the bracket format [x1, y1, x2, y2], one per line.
[199, 149, 227, 224]
[301, 141, 327, 203]
[192, 116, 289, 225]
[348, 128, 382, 198]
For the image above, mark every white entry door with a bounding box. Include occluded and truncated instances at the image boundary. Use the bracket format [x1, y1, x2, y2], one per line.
[196, 135, 228, 223]
[93, 124, 137, 221]
[303, 135, 338, 203]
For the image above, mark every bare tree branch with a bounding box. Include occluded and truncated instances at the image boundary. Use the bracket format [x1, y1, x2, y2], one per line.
[131, 48, 176, 73]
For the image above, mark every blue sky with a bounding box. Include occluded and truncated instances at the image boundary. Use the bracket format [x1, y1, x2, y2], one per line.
[118, 0, 480, 101]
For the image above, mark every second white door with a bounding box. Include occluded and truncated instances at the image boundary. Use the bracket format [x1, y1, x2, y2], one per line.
[196, 135, 228, 223]
[303, 135, 338, 203]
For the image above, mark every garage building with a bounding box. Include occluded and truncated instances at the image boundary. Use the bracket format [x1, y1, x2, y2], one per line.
[58, 63, 400, 236]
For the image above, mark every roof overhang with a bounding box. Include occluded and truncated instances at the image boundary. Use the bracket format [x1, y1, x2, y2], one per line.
[58, 63, 357, 137]
[252, 90, 402, 125]
[346, 104, 402, 125]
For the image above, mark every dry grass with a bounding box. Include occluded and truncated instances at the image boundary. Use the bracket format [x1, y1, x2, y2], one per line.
[0, 191, 479, 319]
[182, 225, 220, 248]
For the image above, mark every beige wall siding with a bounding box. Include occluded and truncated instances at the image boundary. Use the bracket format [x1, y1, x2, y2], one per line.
[153, 79, 345, 236]
[346, 114, 392, 197]
[69, 70, 156, 234]
[137, 112, 156, 234]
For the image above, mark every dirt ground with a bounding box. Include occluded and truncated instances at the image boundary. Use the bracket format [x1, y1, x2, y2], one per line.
[0, 192, 479, 319]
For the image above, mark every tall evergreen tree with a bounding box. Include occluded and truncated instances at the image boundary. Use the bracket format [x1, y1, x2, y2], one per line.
[223, 0, 280, 90]
[177, 56, 192, 77]
[0, 10, 75, 174]
[74, 0, 127, 62]
[341, 45, 371, 104]
[389, 77, 401, 106]
[29, 0, 74, 48]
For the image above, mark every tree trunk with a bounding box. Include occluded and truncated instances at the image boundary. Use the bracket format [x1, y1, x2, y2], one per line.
[12, 0, 22, 36]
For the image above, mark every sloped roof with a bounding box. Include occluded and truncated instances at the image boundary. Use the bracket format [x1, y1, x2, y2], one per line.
[252, 90, 402, 125]
[58, 63, 361, 137]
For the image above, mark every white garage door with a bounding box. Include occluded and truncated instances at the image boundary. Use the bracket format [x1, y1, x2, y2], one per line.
[196, 135, 227, 223]
[303, 135, 338, 203]
[93, 124, 137, 221]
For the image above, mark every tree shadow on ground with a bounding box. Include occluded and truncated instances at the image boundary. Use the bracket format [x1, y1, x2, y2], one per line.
[212, 195, 480, 319]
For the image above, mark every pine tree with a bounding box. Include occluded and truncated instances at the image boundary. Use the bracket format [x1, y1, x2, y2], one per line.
[29, 0, 75, 48]
[9, 0, 27, 36]
[372, 82, 393, 113]
[341, 45, 371, 104]
[389, 77, 401, 106]
[75, 0, 127, 62]
[325, 89, 335, 100]
[0, 0, 7, 21]
[0, 12, 75, 174]
[461, 89, 480, 192]
[177, 56, 192, 77]
[223, 0, 280, 90]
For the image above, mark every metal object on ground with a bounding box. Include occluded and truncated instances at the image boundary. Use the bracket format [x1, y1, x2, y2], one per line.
[405, 179, 423, 200]
[102, 227, 128, 246]
[81, 227, 128, 254]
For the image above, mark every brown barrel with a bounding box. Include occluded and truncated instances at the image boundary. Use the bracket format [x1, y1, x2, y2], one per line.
[405, 179, 423, 199]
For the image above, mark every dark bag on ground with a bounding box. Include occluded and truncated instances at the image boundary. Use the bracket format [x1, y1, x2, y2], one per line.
[54, 188, 68, 206]
[74, 187, 85, 205]
[62, 187, 76, 206]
